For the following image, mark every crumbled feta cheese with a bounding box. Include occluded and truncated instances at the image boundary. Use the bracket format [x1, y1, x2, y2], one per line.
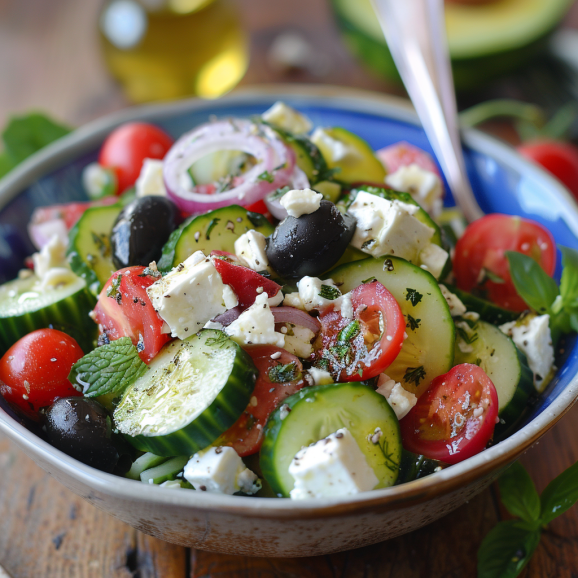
[439, 284, 467, 317]
[262, 101, 312, 135]
[234, 230, 270, 272]
[385, 164, 443, 216]
[339, 292, 354, 319]
[32, 234, 77, 290]
[147, 251, 238, 339]
[82, 162, 114, 200]
[311, 128, 362, 163]
[135, 158, 167, 198]
[376, 374, 417, 420]
[183, 446, 261, 495]
[419, 243, 448, 279]
[307, 367, 333, 385]
[160, 480, 183, 489]
[282, 324, 316, 358]
[348, 191, 435, 260]
[283, 276, 345, 313]
[289, 428, 378, 499]
[225, 293, 285, 347]
[280, 188, 323, 218]
[500, 314, 554, 391]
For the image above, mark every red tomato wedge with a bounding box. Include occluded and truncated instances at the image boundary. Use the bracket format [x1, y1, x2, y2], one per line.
[215, 345, 307, 456]
[314, 281, 404, 381]
[400, 364, 498, 465]
[211, 251, 281, 309]
[99, 122, 174, 194]
[377, 141, 441, 178]
[92, 266, 170, 363]
[453, 214, 556, 311]
[0, 329, 83, 419]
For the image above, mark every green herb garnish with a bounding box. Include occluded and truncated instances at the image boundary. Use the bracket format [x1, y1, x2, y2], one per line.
[257, 170, 274, 183]
[403, 365, 426, 386]
[405, 288, 423, 306]
[268, 362, 300, 383]
[106, 274, 122, 303]
[319, 285, 341, 300]
[406, 314, 421, 331]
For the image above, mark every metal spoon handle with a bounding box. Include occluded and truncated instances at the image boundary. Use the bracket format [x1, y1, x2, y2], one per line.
[370, 0, 484, 222]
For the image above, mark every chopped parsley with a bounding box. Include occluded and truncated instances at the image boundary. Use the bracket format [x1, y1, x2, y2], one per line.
[139, 267, 161, 279]
[405, 288, 423, 306]
[406, 314, 421, 331]
[205, 332, 230, 349]
[268, 362, 300, 383]
[318, 285, 341, 300]
[403, 365, 426, 386]
[257, 170, 274, 183]
[106, 274, 122, 304]
[337, 320, 361, 343]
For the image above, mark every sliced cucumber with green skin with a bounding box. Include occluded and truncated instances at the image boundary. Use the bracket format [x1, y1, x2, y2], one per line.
[0, 274, 96, 355]
[260, 382, 402, 497]
[453, 318, 533, 429]
[311, 127, 386, 185]
[126, 452, 168, 480]
[326, 256, 454, 397]
[313, 180, 342, 203]
[157, 205, 275, 273]
[187, 150, 253, 185]
[396, 450, 442, 485]
[67, 203, 122, 295]
[445, 285, 520, 325]
[140, 455, 189, 485]
[114, 330, 257, 457]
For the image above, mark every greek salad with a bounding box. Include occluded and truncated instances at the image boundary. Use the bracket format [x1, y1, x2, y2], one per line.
[0, 102, 570, 499]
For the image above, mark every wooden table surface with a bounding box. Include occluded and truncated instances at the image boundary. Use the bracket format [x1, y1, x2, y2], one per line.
[1, 0, 578, 576]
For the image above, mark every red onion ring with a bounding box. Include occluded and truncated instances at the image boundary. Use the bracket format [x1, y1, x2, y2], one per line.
[211, 305, 243, 327]
[264, 166, 311, 220]
[272, 306, 321, 334]
[163, 119, 296, 213]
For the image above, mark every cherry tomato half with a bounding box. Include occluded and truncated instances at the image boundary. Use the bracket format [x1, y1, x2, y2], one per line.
[0, 329, 84, 419]
[314, 280, 405, 381]
[400, 364, 498, 465]
[215, 345, 307, 456]
[92, 266, 170, 363]
[99, 122, 174, 194]
[453, 214, 556, 311]
[518, 140, 578, 201]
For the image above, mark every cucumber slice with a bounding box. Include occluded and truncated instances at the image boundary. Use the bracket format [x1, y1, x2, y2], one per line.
[453, 318, 533, 427]
[114, 330, 257, 457]
[260, 382, 401, 497]
[187, 150, 253, 185]
[326, 256, 454, 396]
[311, 127, 386, 184]
[157, 205, 275, 273]
[67, 204, 122, 295]
[126, 452, 168, 480]
[0, 274, 96, 355]
[313, 180, 342, 203]
[445, 285, 520, 325]
[396, 450, 442, 485]
[140, 455, 189, 485]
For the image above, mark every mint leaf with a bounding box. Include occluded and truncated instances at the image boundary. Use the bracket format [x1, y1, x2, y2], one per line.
[540, 460, 578, 525]
[477, 520, 541, 578]
[506, 251, 559, 314]
[2, 112, 71, 164]
[68, 337, 148, 398]
[498, 462, 541, 522]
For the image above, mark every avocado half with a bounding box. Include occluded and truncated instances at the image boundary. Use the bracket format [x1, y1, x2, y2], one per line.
[331, 0, 573, 91]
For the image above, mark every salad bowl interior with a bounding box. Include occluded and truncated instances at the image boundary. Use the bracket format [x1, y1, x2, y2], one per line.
[0, 86, 578, 557]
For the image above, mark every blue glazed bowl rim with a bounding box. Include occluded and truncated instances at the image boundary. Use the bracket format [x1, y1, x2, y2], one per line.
[0, 85, 577, 517]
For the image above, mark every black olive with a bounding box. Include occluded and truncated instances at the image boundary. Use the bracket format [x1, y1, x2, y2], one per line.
[43, 397, 119, 473]
[110, 196, 181, 269]
[266, 200, 356, 279]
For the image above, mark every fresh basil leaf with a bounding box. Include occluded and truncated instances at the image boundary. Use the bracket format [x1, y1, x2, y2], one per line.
[559, 246, 578, 311]
[2, 112, 71, 164]
[68, 337, 148, 398]
[498, 462, 541, 522]
[506, 251, 559, 314]
[477, 520, 541, 578]
[540, 460, 578, 525]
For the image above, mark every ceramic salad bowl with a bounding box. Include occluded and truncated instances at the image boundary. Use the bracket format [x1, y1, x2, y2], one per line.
[1, 86, 577, 557]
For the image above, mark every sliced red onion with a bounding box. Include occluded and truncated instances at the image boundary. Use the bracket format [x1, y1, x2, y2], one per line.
[264, 166, 310, 220]
[163, 119, 296, 213]
[211, 306, 243, 327]
[272, 306, 321, 334]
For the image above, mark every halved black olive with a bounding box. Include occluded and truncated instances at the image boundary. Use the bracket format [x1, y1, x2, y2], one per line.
[266, 200, 356, 279]
[43, 397, 119, 473]
[111, 196, 181, 269]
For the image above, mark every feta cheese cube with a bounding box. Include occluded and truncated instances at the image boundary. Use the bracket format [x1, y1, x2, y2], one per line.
[419, 243, 448, 279]
[183, 446, 261, 495]
[439, 284, 467, 317]
[385, 164, 443, 216]
[500, 314, 554, 391]
[307, 367, 333, 385]
[32, 234, 77, 290]
[282, 324, 316, 358]
[283, 276, 342, 312]
[225, 292, 285, 347]
[147, 251, 239, 339]
[261, 101, 312, 135]
[348, 191, 435, 260]
[376, 374, 417, 420]
[135, 158, 167, 198]
[234, 230, 270, 272]
[289, 428, 378, 499]
[280, 188, 323, 218]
